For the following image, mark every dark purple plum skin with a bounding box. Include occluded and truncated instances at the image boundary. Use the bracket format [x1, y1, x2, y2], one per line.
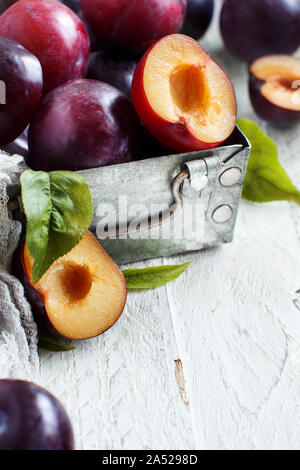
[78, 10, 103, 52]
[87, 51, 137, 99]
[1, 128, 29, 157]
[0, 37, 42, 146]
[11, 242, 59, 337]
[60, 0, 80, 12]
[138, 126, 175, 160]
[0, 0, 16, 14]
[81, 0, 187, 54]
[0, 379, 74, 450]
[220, 0, 300, 63]
[181, 0, 214, 39]
[249, 72, 300, 128]
[27, 79, 142, 171]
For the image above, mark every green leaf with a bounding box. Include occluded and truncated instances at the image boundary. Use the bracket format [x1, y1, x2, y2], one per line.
[21, 170, 93, 284]
[238, 118, 300, 204]
[123, 262, 191, 290]
[38, 332, 75, 352]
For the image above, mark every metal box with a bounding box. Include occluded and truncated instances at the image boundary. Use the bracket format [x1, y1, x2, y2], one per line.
[80, 125, 250, 265]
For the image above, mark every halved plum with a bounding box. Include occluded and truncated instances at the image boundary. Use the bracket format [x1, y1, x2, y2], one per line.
[249, 55, 300, 127]
[132, 34, 237, 153]
[13, 231, 127, 340]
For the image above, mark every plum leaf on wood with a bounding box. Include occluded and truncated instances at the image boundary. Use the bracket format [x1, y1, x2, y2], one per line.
[123, 262, 191, 290]
[20, 169, 93, 284]
[239, 119, 300, 205]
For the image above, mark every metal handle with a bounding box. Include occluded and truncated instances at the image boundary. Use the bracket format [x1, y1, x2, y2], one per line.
[112, 169, 190, 238]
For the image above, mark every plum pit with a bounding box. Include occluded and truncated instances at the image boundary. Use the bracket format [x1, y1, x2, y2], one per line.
[275, 77, 299, 92]
[170, 64, 210, 119]
[57, 263, 92, 303]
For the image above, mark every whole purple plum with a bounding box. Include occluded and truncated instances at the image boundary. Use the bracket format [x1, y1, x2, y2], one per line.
[181, 0, 214, 39]
[0, 37, 42, 146]
[27, 79, 142, 171]
[0, 379, 74, 450]
[81, 0, 187, 53]
[0, 0, 90, 94]
[87, 51, 137, 99]
[220, 0, 300, 63]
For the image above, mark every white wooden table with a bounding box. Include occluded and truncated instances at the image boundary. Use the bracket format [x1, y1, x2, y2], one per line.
[38, 3, 300, 450]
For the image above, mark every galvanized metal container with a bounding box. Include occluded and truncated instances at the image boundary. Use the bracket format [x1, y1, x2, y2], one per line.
[80, 125, 251, 265]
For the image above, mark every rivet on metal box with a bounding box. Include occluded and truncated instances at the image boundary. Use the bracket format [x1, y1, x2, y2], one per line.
[80, 125, 251, 265]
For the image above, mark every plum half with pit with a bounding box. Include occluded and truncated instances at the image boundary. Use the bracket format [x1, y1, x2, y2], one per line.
[181, 0, 214, 40]
[132, 34, 237, 153]
[220, 0, 300, 63]
[249, 55, 300, 127]
[27, 79, 142, 171]
[0, 379, 74, 450]
[12, 231, 127, 339]
[0, 37, 42, 146]
[87, 51, 137, 99]
[81, 0, 187, 54]
[0, 0, 90, 94]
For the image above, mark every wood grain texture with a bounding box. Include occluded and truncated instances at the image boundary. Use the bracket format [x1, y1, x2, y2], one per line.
[39, 1, 300, 450]
[39, 279, 196, 450]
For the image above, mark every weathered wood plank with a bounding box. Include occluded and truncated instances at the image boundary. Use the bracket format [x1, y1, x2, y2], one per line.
[39, 273, 196, 450]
